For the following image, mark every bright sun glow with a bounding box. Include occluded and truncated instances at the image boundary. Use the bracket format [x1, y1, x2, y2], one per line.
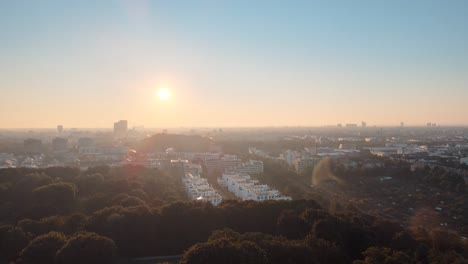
[157, 88, 170, 100]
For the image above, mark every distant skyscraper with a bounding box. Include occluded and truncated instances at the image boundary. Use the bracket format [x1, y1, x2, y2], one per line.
[57, 125, 63, 133]
[114, 120, 128, 137]
[400, 122, 404, 127]
[427, 122, 432, 127]
[361, 121, 367, 128]
[345, 124, 357, 128]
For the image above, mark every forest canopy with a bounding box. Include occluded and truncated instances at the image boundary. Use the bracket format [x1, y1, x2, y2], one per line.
[0, 166, 466, 263]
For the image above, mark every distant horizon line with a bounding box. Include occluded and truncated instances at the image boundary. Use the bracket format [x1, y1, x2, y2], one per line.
[2, 124, 468, 130]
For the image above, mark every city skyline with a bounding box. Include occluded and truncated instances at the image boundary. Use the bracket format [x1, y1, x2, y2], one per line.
[1, 0, 468, 128]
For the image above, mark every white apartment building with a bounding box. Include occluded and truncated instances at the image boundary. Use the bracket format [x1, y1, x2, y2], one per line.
[218, 172, 291, 201]
[154, 152, 221, 161]
[205, 156, 242, 172]
[171, 159, 203, 174]
[186, 163, 203, 175]
[79, 147, 130, 155]
[284, 150, 300, 167]
[228, 160, 264, 175]
[182, 173, 223, 206]
[111, 159, 162, 169]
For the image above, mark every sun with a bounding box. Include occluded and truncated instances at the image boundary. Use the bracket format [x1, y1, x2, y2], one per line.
[157, 88, 170, 101]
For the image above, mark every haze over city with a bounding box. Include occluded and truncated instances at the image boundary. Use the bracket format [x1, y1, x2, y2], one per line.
[1, 1, 468, 263]
[1, 0, 468, 128]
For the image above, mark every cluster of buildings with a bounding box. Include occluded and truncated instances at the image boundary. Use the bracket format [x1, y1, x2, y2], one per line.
[0, 153, 70, 169]
[368, 143, 468, 167]
[0, 153, 19, 168]
[152, 150, 264, 175]
[204, 154, 242, 173]
[0, 120, 149, 169]
[153, 150, 221, 161]
[283, 147, 359, 173]
[159, 149, 285, 203]
[218, 172, 291, 201]
[226, 159, 264, 175]
[364, 141, 468, 182]
[211, 157, 290, 201]
[182, 172, 223, 206]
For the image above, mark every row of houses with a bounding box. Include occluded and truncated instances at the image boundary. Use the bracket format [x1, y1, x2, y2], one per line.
[182, 172, 223, 206]
[225, 159, 264, 175]
[153, 151, 221, 162]
[218, 172, 291, 201]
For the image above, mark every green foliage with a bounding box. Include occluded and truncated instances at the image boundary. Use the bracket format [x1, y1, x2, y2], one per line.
[32, 183, 77, 213]
[430, 228, 465, 253]
[183, 234, 269, 264]
[354, 247, 412, 264]
[256, 160, 319, 199]
[18, 231, 67, 264]
[55, 232, 117, 264]
[0, 166, 466, 263]
[182, 238, 266, 264]
[276, 210, 308, 239]
[0, 225, 30, 261]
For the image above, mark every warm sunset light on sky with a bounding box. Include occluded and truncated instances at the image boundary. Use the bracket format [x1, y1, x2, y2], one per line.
[157, 88, 171, 101]
[0, 0, 467, 128]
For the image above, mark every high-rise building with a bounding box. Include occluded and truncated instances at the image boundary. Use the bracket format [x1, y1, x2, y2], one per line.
[361, 121, 367, 128]
[400, 122, 404, 127]
[114, 120, 128, 137]
[57, 125, 63, 134]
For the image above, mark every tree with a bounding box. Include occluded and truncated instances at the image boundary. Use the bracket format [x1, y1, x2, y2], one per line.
[182, 239, 241, 264]
[276, 210, 308, 239]
[0, 225, 30, 261]
[236, 241, 268, 264]
[32, 183, 77, 213]
[18, 231, 67, 264]
[62, 213, 87, 235]
[55, 232, 117, 264]
[391, 231, 417, 251]
[354, 247, 412, 264]
[430, 228, 464, 253]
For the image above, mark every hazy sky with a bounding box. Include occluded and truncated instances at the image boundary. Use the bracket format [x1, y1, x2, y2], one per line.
[1, 0, 467, 128]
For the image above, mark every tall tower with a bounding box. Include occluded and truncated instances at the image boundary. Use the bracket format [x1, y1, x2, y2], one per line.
[114, 120, 128, 138]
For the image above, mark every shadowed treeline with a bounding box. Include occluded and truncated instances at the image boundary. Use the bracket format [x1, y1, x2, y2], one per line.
[0, 166, 466, 263]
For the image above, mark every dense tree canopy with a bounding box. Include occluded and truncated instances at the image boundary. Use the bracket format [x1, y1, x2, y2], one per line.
[55, 232, 117, 264]
[18, 231, 67, 264]
[0, 166, 466, 263]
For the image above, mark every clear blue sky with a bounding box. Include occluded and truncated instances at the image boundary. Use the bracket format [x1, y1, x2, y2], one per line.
[1, 0, 467, 128]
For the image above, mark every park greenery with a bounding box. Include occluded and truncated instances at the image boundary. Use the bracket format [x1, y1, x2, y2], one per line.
[0, 166, 466, 263]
